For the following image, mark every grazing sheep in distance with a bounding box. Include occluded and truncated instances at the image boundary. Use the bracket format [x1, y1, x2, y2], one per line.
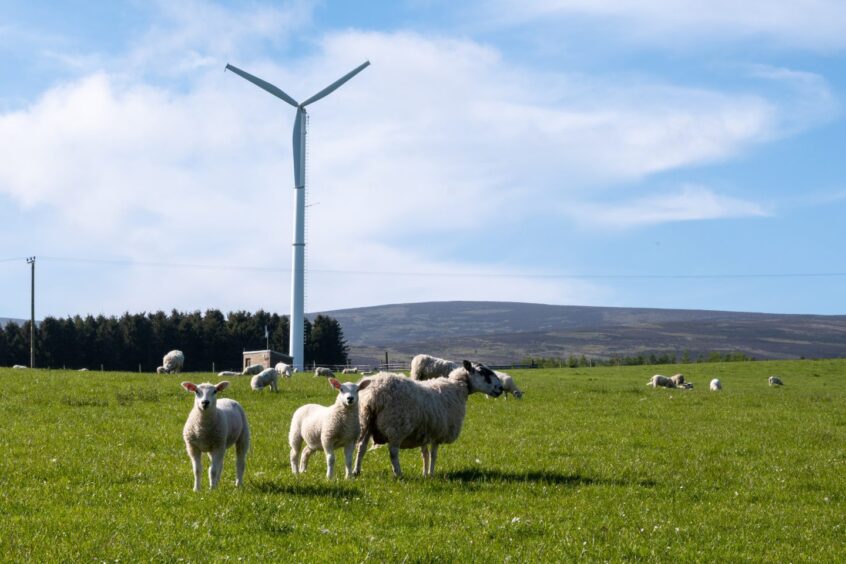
[12, 365, 27, 369]
[670, 373, 685, 387]
[275, 362, 293, 378]
[341, 367, 359, 374]
[494, 371, 523, 399]
[409, 354, 459, 381]
[768, 376, 784, 386]
[353, 360, 504, 478]
[289, 377, 371, 479]
[157, 350, 185, 374]
[181, 381, 250, 491]
[710, 378, 722, 391]
[218, 371, 240, 377]
[314, 367, 334, 378]
[251, 368, 279, 392]
[646, 374, 676, 388]
[242, 364, 264, 376]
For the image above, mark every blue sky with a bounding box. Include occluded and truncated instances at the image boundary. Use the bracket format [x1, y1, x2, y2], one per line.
[1, 0, 845, 319]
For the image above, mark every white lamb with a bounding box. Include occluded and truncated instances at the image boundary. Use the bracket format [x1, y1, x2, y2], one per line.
[242, 364, 264, 376]
[646, 374, 676, 388]
[288, 377, 372, 479]
[251, 367, 279, 392]
[710, 378, 722, 391]
[496, 371, 523, 399]
[353, 360, 503, 478]
[217, 370, 240, 377]
[275, 362, 293, 378]
[341, 367, 359, 374]
[768, 376, 784, 386]
[12, 365, 27, 369]
[158, 350, 184, 374]
[409, 354, 459, 381]
[181, 381, 250, 491]
[314, 367, 334, 378]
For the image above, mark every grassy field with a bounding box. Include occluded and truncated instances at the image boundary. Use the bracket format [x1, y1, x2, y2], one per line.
[1, 360, 844, 561]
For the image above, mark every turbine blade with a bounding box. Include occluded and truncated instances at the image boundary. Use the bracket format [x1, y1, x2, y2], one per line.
[225, 63, 299, 107]
[293, 109, 305, 188]
[300, 61, 370, 107]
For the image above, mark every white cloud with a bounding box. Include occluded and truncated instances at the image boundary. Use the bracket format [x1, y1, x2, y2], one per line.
[563, 185, 770, 230]
[0, 22, 835, 315]
[486, 0, 846, 50]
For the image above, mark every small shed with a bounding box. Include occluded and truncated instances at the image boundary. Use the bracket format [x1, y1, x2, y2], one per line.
[243, 349, 293, 371]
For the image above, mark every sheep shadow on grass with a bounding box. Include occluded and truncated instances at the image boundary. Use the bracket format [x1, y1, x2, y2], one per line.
[251, 480, 360, 499]
[443, 468, 656, 488]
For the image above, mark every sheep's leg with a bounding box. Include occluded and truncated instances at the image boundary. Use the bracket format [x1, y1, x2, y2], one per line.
[235, 438, 248, 488]
[209, 450, 225, 489]
[271, 380, 278, 392]
[289, 435, 302, 474]
[325, 449, 335, 479]
[299, 446, 314, 473]
[343, 443, 355, 479]
[420, 446, 430, 476]
[429, 444, 439, 476]
[389, 444, 403, 477]
[352, 429, 371, 477]
[187, 445, 203, 492]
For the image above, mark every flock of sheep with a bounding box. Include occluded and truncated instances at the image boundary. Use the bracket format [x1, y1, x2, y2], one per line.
[646, 372, 785, 391]
[178, 353, 523, 490]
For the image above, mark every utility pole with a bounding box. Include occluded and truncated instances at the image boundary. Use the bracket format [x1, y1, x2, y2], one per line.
[26, 256, 35, 368]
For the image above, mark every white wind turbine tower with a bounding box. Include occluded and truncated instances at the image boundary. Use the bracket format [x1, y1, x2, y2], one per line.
[226, 60, 370, 371]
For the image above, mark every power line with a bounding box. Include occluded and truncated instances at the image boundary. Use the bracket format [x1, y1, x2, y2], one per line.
[19, 255, 846, 280]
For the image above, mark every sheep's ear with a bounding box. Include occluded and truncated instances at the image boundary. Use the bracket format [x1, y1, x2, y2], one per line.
[462, 360, 473, 372]
[216, 381, 230, 392]
[182, 382, 197, 393]
[329, 378, 341, 390]
[357, 379, 371, 391]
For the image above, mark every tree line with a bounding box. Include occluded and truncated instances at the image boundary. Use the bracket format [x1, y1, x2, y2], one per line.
[0, 310, 349, 371]
[521, 350, 755, 368]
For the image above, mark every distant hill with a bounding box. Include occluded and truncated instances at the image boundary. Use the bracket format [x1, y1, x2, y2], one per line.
[313, 301, 846, 365]
[0, 317, 26, 327]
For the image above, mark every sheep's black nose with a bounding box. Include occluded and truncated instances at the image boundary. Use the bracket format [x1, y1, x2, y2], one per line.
[201, 400, 210, 409]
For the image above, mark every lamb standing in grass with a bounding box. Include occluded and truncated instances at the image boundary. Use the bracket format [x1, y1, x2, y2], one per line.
[275, 362, 293, 378]
[251, 367, 279, 392]
[496, 371, 523, 399]
[314, 367, 334, 378]
[288, 378, 371, 479]
[646, 374, 676, 388]
[353, 360, 503, 478]
[768, 376, 784, 386]
[710, 378, 722, 391]
[409, 354, 459, 381]
[342, 367, 359, 374]
[157, 350, 185, 374]
[181, 381, 250, 491]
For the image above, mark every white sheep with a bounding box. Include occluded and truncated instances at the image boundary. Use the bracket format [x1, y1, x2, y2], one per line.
[341, 367, 359, 374]
[768, 376, 784, 386]
[314, 367, 334, 378]
[275, 362, 293, 378]
[409, 354, 459, 381]
[251, 367, 279, 392]
[496, 371, 523, 399]
[181, 381, 250, 491]
[161, 350, 185, 374]
[217, 370, 240, 377]
[670, 373, 685, 387]
[288, 377, 371, 479]
[646, 374, 676, 388]
[12, 365, 27, 369]
[353, 360, 503, 478]
[710, 378, 722, 391]
[242, 364, 264, 376]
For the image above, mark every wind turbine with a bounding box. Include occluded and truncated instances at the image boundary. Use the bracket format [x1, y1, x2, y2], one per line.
[226, 60, 370, 371]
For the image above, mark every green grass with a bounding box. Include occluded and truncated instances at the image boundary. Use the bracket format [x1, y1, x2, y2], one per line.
[1, 360, 844, 561]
